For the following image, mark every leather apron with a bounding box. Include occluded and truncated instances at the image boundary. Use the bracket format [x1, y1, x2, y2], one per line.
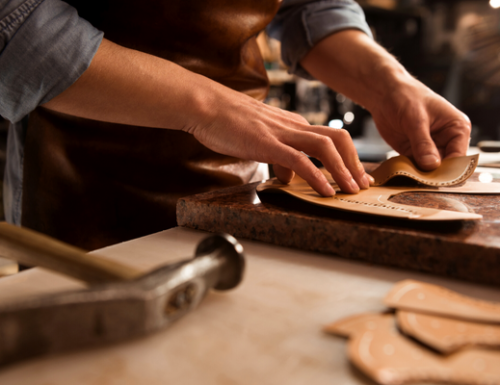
[22, 0, 281, 249]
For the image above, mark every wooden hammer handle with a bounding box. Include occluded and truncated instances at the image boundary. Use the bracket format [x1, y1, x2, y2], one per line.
[0, 222, 142, 284]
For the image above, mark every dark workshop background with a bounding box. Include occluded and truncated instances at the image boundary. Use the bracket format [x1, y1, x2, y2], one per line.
[0, 0, 499, 219]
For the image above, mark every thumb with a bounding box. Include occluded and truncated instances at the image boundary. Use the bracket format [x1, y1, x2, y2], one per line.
[407, 120, 441, 170]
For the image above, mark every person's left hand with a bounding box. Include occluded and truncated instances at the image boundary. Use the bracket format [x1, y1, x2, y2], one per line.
[367, 77, 471, 171]
[300, 30, 471, 172]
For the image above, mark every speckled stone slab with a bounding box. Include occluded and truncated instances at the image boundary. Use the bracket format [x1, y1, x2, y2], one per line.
[176, 164, 500, 286]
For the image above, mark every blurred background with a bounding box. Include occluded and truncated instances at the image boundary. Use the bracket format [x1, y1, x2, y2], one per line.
[260, 0, 500, 161]
[1, 0, 499, 219]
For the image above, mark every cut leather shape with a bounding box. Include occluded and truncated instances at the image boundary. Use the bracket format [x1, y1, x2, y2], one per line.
[397, 310, 500, 354]
[384, 280, 500, 323]
[257, 168, 500, 221]
[369, 154, 479, 187]
[324, 313, 500, 385]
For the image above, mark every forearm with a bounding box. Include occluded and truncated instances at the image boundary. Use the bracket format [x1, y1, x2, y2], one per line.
[43, 38, 218, 132]
[299, 29, 411, 112]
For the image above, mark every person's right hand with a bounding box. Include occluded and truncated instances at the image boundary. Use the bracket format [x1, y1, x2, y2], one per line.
[183, 82, 373, 196]
[43, 38, 370, 196]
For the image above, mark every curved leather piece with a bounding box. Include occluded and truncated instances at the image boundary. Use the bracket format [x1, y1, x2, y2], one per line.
[256, 154, 500, 221]
[22, 0, 281, 249]
[397, 311, 500, 354]
[384, 280, 500, 323]
[369, 154, 479, 187]
[324, 313, 500, 385]
[256, 167, 500, 221]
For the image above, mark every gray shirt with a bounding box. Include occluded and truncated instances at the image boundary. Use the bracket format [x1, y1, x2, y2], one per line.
[0, 0, 371, 225]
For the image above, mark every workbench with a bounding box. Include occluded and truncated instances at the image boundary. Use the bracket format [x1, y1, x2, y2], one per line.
[0, 227, 498, 384]
[178, 167, 500, 285]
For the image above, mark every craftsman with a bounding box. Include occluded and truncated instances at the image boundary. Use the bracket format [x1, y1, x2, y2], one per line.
[0, 0, 471, 249]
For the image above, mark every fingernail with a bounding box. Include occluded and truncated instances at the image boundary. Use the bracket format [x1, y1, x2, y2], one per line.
[349, 178, 360, 192]
[420, 154, 439, 167]
[324, 182, 335, 196]
[367, 174, 375, 185]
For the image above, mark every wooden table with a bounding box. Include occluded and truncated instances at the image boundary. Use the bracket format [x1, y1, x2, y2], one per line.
[0, 227, 498, 385]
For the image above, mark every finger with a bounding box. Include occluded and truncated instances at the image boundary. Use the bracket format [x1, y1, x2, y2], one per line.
[303, 126, 372, 189]
[274, 144, 336, 196]
[442, 122, 471, 160]
[273, 164, 295, 184]
[281, 131, 360, 193]
[429, 114, 471, 160]
[406, 114, 441, 170]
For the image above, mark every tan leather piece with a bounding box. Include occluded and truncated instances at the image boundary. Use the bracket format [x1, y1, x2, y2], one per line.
[257, 168, 500, 221]
[22, 0, 281, 249]
[324, 313, 500, 385]
[397, 310, 500, 354]
[369, 155, 479, 187]
[384, 280, 500, 323]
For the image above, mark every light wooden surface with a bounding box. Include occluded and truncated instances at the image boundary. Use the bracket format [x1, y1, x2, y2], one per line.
[0, 227, 498, 385]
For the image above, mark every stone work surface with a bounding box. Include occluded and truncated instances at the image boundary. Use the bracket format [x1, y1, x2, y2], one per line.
[177, 164, 500, 286]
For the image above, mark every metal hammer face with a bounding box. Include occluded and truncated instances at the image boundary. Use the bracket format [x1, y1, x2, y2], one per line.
[0, 224, 245, 367]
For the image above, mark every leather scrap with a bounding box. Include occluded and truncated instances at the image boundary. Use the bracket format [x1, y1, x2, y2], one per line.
[396, 310, 500, 354]
[324, 312, 500, 385]
[384, 280, 500, 323]
[369, 154, 479, 187]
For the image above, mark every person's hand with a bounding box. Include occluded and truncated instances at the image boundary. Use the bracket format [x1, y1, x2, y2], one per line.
[370, 76, 471, 170]
[184, 83, 373, 196]
[298, 29, 471, 172]
[43, 39, 371, 197]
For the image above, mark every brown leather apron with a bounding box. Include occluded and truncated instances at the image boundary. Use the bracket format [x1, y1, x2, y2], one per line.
[22, 0, 281, 249]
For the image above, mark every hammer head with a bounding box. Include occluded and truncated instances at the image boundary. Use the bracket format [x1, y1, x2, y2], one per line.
[0, 233, 245, 366]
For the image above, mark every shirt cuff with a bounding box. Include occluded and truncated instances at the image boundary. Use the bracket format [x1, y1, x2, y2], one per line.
[0, 0, 103, 122]
[268, 0, 373, 80]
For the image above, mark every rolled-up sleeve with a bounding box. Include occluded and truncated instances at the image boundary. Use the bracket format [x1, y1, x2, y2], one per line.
[0, 0, 103, 122]
[267, 0, 372, 79]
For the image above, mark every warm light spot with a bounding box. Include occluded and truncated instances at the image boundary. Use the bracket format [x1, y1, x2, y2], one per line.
[479, 172, 493, 183]
[328, 119, 344, 129]
[344, 112, 355, 124]
[491, 0, 500, 8]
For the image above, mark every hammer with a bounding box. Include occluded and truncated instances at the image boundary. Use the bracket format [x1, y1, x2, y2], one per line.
[0, 222, 245, 366]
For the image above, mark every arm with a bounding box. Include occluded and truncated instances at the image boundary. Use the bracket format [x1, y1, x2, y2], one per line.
[271, 0, 470, 170]
[1, 0, 370, 196]
[300, 30, 471, 170]
[300, 30, 471, 169]
[42, 38, 372, 195]
[0, 0, 103, 121]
